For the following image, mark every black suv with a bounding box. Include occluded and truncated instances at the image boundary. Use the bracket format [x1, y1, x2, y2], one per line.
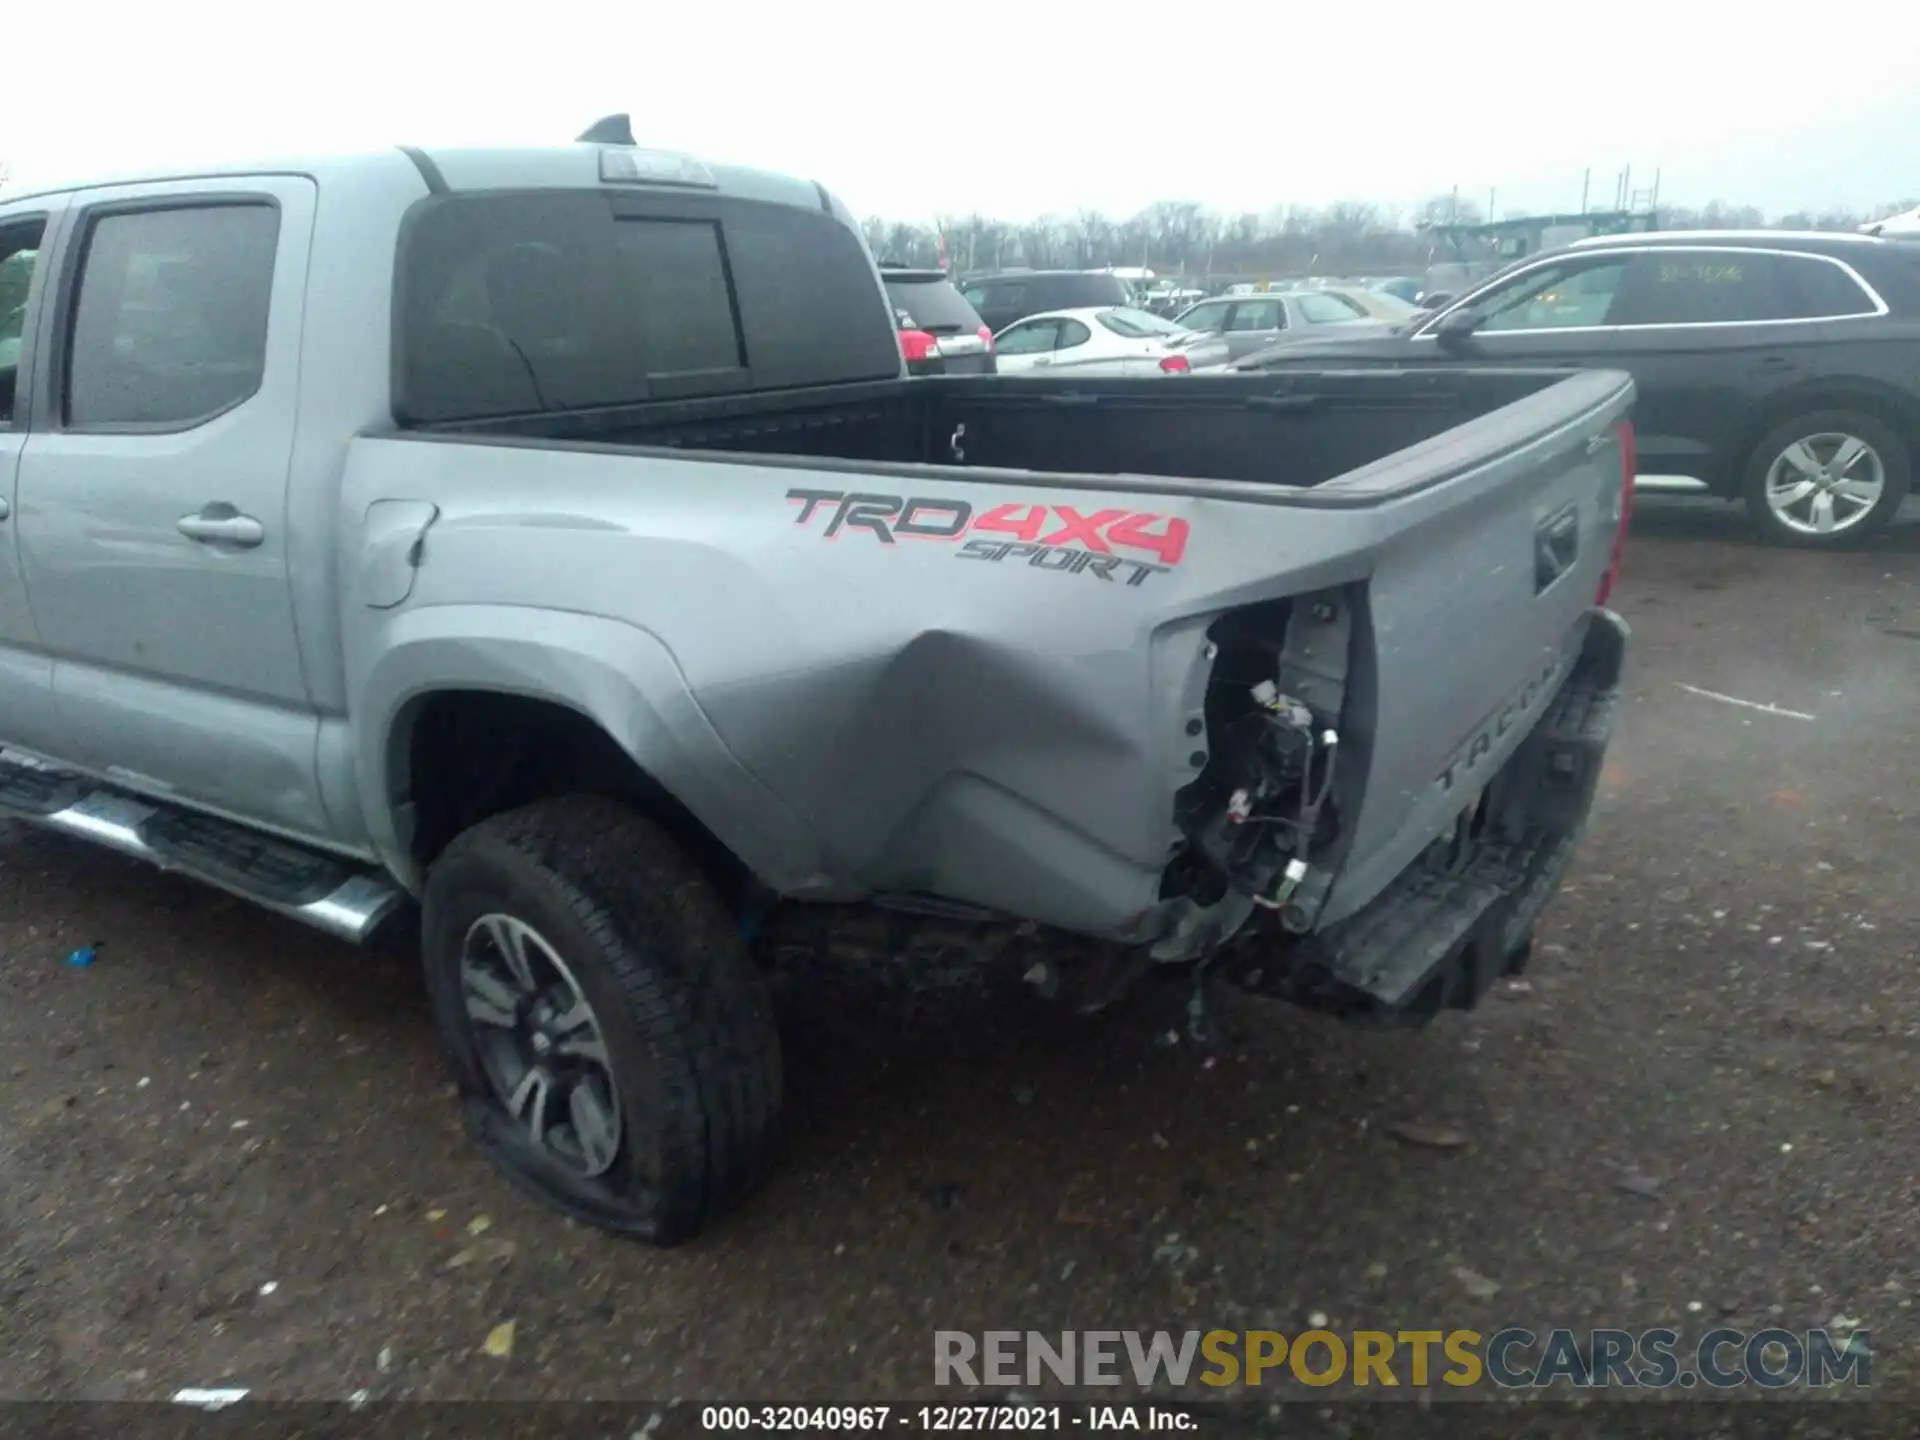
[1239, 232, 1920, 547]
[957, 270, 1133, 335]
[878, 266, 996, 376]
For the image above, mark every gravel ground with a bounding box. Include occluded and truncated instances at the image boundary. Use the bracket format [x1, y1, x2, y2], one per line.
[1, 498, 1916, 1423]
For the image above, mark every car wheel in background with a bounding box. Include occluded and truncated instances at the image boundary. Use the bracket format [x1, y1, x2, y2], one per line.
[1741, 409, 1910, 548]
[422, 795, 782, 1244]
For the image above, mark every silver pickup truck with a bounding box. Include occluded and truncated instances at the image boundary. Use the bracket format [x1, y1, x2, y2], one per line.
[0, 119, 1634, 1242]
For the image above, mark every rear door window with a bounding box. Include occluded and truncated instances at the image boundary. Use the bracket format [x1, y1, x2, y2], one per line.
[1775, 254, 1880, 319]
[974, 281, 1027, 315]
[1056, 318, 1092, 350]
[1228, 301, 1283, 331]
[65, 203, 280, 429]
[1611, 252, 1792, 325]
[995, 318, 1060, 354]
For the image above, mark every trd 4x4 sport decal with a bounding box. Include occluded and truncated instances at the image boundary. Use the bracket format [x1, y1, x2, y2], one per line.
[785, 489, 1189, 587]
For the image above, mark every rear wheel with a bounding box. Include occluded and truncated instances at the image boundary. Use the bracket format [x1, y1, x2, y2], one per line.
[422, 796, 781, 1244]
[1740, 410, 1909, 547]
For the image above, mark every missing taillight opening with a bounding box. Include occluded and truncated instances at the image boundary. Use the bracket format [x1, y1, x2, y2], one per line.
[1159, 354, 1191, 374]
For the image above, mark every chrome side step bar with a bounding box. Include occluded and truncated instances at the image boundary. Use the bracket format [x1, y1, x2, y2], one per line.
[0, 752, 405, 945]
[1634, 473, 1711, 494]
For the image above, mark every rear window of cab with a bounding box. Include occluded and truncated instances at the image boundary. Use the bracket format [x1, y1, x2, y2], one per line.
[395, 190, 900, 423]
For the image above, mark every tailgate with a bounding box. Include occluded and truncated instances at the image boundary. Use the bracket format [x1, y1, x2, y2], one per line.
[1306, 370, 1635, 929]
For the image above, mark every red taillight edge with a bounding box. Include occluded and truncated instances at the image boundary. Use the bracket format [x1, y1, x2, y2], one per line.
[977, 325, 994, 351]
[898, 329, 939, 364]
[1158, 353, 1191, 374]
[1596, 419, 1635, 606]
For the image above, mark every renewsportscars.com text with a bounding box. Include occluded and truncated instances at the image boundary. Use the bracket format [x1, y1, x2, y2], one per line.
[934, 1327, 1870, 1391]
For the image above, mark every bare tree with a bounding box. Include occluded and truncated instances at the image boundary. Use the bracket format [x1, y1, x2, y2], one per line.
[1079, 210, 1116, 267]
[883, 221, 927, 265]
[862, 190, 1885, 283]
[1415, 193, 1483, 229]
[1017, 218, 1057, 268]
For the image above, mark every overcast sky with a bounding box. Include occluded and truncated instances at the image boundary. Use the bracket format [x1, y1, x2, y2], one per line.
[2, 1, 1916, 223]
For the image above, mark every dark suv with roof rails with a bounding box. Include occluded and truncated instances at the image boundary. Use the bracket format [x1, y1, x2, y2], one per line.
[878, 265, 996, 375]
[1236, 231, 1920, 547]
[957, 269, 1134, 335]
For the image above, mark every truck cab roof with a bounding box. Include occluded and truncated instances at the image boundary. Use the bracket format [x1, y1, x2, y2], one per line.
[2, 140, 839, 220]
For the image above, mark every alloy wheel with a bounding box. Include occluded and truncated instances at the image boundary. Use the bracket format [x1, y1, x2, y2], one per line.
[459, 913, 623, 1177]
[1763, 432, 1885, 537]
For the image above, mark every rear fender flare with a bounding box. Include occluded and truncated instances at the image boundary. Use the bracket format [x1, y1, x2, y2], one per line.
[351, 605, 835, 894]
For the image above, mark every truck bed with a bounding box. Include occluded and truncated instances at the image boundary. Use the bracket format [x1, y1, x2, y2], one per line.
[418, 368, 1582, 499]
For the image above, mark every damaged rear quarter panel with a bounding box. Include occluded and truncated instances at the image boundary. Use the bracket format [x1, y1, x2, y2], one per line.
[694, 478, 1378, 935]
[340, 438, 1377, 935]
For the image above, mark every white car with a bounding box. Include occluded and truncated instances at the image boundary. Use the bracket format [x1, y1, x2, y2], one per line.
[992, 306, 1230, 376]
[1860, 205, 1920, 238]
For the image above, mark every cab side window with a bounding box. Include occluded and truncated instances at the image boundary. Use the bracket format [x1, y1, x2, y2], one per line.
[65, 203, 280, 430]
[0, 218, 48, 428]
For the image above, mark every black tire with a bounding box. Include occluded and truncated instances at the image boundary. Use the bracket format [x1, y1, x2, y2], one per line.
[1740, 409, 1910, 548]
[421, 795, 781, 1244]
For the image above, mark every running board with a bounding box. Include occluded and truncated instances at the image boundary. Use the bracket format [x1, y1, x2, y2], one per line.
[0, 750, 405, 944]
[1634, 473, 1710, 494]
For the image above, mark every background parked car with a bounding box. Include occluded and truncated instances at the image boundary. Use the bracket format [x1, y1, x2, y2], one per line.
[992, 306, 1229, 375]
[1311, 285, 1425, 323]
[0, 244, 33, 391]
[1236, 231, 1920, 547]
[1368, 275, 1426, 304]
[878, 265, 996, 375]
[1139, 283, 1206, 317]
[1171, 289, 1399, 360]
[959, 270, 1133, 333]
[0, 303, 22, 370]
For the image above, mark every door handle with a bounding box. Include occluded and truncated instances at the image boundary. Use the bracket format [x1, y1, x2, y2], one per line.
[177, 506, 265, 548]
[1754, 355, 1799, 372]
[0, 496, 9, 521]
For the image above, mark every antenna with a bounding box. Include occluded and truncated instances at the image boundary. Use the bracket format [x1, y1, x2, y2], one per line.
[576, 114, 636, 146]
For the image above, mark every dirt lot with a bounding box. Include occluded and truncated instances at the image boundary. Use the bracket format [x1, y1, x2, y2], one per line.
[2, 499, 1916, 1421]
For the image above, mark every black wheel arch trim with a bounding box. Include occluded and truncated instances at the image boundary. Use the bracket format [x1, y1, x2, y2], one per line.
[1726, 375, 1920, 494]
